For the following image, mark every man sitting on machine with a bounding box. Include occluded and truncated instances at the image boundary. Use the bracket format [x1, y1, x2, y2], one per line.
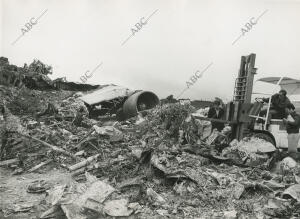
[260, 89, 291, 120]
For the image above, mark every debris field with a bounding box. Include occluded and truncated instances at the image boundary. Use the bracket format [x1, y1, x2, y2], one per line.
[1, 58, 300, 219]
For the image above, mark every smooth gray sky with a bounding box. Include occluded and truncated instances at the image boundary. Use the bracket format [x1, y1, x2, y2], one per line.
[1, 0, 300, 101]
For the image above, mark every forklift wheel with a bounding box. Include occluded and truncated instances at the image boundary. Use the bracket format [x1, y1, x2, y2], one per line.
[247, 132, 276, 146]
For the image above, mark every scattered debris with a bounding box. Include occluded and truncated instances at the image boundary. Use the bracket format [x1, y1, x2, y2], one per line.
[0, 75, 300, 218]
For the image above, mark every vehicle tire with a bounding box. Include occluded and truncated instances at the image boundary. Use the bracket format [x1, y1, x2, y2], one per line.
[247, 132, 276, 146]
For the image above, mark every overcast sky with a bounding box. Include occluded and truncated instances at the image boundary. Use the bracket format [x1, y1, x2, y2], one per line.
[1, 0, 300, 101]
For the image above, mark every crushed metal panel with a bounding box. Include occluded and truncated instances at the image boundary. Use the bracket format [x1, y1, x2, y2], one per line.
[79, 85, 133, 105]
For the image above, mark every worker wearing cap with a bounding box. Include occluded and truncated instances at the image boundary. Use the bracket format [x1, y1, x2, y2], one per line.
[208, 100, 224, 131]
[283, 103, 300, 157]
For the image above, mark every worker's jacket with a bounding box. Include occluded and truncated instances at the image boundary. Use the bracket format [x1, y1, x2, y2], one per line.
[208, 107, 225, 131]
[286, 112, 300, 134]
[270, 94, 291, 111]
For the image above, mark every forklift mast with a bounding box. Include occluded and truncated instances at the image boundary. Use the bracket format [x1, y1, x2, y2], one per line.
[230, 53, 257, 140]
[233, 54, 257, 104]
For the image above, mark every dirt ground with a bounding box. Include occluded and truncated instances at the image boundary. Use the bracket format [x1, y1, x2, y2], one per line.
[0, 167, 72, 219]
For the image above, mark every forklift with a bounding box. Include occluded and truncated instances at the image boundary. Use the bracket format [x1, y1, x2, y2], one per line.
[195, 53, 300, 149]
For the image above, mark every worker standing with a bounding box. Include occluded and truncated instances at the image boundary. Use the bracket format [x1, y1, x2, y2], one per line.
[283, 103, 300, 159]
[208, 100, 224, 131]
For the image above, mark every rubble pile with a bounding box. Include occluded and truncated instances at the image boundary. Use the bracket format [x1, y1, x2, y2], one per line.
[0, 57, 53, 89]
[1, 85, 300, 218]
[0, 57, 100, 91]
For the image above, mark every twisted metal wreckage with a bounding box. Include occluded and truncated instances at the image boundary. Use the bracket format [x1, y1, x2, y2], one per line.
[0, 56, 160, 120]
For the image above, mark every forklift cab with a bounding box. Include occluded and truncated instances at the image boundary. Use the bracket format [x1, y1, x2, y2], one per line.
[251, 77, 300, 149]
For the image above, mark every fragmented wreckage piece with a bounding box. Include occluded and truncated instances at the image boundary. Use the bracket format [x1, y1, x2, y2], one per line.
[233, 178, 288, 200]
[103, 199, 133, 217]
[93, 125, 123, 141]
[79, 85, 133, 105]
[43, 173, 117, 219]
[282, 184, 300, 202]
[0, 158, 19, 166]
[79, 85, 134, 118]
[222, 137, 276, 167]
[263, 197, 292, 217]
[190, 109, 212, 140]
[57, 96, 89, 121]
[146, 188, 166, 204]
[68, 154, 100, 171]
[2, 203, 34, 217]
[279, 157, 297, 175]
[28, 160, 52, 172]
[150, 153, 210, 186]
[173, 180, 196, 195]
[237, 137, 276, 154]
[223, 210, 238, 219]
[27, 180, 51, 193]
[206, 170, 233, 186]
